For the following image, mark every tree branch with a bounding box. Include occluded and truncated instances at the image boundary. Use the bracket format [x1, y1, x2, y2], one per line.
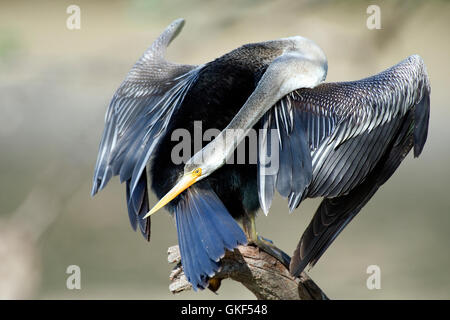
[168, 244, 328, 300]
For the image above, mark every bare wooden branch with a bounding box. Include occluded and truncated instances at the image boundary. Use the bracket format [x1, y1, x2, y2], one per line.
[168, 244, 328, 300]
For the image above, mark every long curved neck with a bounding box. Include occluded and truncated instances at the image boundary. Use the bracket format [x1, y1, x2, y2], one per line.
[188, 37, 328, 173]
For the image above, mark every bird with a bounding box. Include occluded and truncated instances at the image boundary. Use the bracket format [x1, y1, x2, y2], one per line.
[91, 19, 430, 291]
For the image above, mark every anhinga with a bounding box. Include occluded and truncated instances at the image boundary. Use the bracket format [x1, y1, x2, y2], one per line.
[92, 19, 430, 290]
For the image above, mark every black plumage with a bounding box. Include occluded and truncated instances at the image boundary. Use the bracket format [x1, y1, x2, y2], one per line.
[92, 19, 431, 290]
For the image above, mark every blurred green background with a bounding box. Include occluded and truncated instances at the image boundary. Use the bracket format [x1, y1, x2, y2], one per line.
[0, 0, 449, 299]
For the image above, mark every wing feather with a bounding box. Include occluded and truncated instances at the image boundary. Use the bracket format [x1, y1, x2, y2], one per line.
[258, 55, 430, 212]
[257, 55, 431, 276]
[92, 19, 200, 197]
[91, 19, 201, 239]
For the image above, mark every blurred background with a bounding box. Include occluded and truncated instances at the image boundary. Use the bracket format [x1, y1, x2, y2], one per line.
[0, 0, 449, 300]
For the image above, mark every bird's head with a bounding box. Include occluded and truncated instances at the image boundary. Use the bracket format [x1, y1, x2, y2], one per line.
[144, 142, 224, 217]
[143, 35, 328, 219]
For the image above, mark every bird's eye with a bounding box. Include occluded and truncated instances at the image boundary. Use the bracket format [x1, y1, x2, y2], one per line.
[193, 168, 202, 176]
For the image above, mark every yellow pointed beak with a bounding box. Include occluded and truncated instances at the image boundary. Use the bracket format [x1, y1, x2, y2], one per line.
[143, 168, 202, 218]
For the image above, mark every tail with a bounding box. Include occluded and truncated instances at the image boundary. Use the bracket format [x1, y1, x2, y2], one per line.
[174, 186, 247, 290]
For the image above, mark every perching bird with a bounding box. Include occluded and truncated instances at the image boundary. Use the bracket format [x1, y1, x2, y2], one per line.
[91, 19, 430, 290]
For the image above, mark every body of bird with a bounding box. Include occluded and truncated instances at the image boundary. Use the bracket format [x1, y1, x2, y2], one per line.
[92, 19, 430, 291]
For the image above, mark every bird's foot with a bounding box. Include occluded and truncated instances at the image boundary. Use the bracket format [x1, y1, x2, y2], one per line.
[249, 234, 291, 269]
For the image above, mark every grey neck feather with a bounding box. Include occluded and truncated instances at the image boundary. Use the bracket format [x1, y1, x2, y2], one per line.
[186, 36, 328, 177]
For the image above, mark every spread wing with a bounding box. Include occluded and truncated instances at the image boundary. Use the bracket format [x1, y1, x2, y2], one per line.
[91, 19, 201, 239]
[258, 55, 430, 275]
[258, 54, 430, 213]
